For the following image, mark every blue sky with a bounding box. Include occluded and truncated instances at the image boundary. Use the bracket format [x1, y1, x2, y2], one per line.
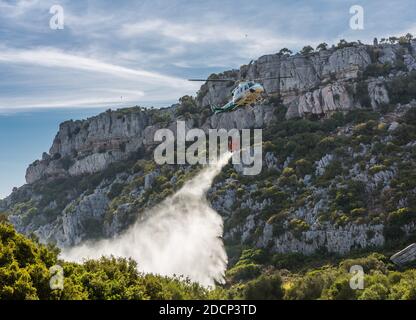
[0, 0, 415, 198]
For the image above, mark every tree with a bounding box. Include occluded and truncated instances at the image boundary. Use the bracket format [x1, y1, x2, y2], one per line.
[279, 48, 292, 56]
[300, 45, 314, 55]
[176, 95, 198, 117]
[389, 36, 398, 44]
[337, 39, 353, 49]
[316, 42, 328, 51]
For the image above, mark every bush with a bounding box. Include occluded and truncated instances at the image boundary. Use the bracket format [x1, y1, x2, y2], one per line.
[151, 112, 171, 124]
[285, 269, 337, 300]
[272, 253, 307, 270]
[388, 71, 416, 104]
[243, 274, 284, 300]
[176, 96, 199, 117]
[387, 208, 416, 227]
[363, 63, 392, 78]
[295, 159, 313, 177]
[403, 107, 416, 126]
[108, 183, 124, 199]
[227, 263, 262, 282]
[358, 283, 389, 300]
[355, 81, 372, 108]
[323, 276, 357, 300]
[289, 219, 310, 237]
[392, 123, 416, 145]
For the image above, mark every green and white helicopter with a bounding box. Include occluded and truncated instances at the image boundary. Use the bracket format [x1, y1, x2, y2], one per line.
[189, 75, 291, 114]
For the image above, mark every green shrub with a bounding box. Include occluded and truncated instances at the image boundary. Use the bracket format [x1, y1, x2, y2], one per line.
[363, 63, 392, 78]
[108, 183, 124, 199]
[289, 219, 310, 237]
[322, 276, 357, 300]
[387, 208, 416, 226]
[176, 96, 199, 117]
[295, 159, 313, 177]
[227, 263, 262, 282]
[285, 269, 337, 300]
[243, 274, 284, 300]
[388, 71, 416, 104]
[272, 252, 307, 270]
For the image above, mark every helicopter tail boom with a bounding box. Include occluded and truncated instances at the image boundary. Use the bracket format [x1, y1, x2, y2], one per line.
[210, 101, 238, 114]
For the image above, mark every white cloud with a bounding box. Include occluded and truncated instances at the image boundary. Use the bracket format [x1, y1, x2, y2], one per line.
[0, 46, 200, 110]
[0, 0, 41, 17]
[120, 19, 244, 43]
[119, 18, 322, 60]
[0, 47, 192, 87]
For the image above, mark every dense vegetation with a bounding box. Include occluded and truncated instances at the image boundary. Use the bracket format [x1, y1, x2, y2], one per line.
[0, 222, 223, 300]
[2, 222, 415, 300]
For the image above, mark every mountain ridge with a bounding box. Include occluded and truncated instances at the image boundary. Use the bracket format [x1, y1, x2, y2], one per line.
[1, 37, 416, 262]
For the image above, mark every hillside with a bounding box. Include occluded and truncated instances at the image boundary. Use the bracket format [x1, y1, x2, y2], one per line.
[2, 221, 416, 300]
[1, 37, 416, 286]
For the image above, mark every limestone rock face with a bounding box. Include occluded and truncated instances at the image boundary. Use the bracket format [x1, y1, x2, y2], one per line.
[26, 159, 67, 184]
[25, 104, 277, 184]
[25, 109, 152, 183]
[258, 223, 384, 255]
[8, 188, 110, 247]
[196, 70, 239, 107]
[49, 110, 151, 157]
[290, 82, 354, 118]
[68, 151, 129, 176]
[404, 54, 416, 71]
[202, 104, 275, 131]
[368, 80, 390, 109]
[197, 45, 372, 111]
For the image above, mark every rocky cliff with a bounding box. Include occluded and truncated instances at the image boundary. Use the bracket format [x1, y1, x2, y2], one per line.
[195, 41, 415, 117]
[25, 40, 416, 185]
[2, 38, 416, 260]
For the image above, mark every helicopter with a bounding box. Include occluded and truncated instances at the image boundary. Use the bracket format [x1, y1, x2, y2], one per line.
[189, 75, 292, 114]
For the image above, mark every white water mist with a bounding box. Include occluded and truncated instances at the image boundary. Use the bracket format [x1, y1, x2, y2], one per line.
[61, 152, 232, 287]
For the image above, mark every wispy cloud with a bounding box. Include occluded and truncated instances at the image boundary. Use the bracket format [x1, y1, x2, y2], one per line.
[0, 0, 416, 111]
[0, 0, 41, 17]
[119, 18, 317, 59]
[0, 47, 191, 86]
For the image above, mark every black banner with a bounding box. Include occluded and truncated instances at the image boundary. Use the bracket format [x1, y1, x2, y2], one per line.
[1, 300, 414, 319]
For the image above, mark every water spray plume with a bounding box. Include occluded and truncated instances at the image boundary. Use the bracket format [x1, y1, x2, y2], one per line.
[62, 152, 233, 287]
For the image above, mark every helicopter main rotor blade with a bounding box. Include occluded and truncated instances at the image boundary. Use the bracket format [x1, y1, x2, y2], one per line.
[188, 79, 236, 82]
[252, 76, 293, 81]
[189, 76, 293, 82]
